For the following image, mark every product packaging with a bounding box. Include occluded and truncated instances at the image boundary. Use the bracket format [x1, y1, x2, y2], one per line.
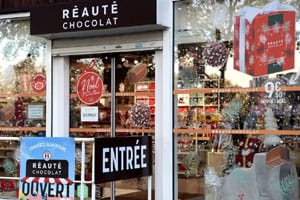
[234, 1, 296, 76]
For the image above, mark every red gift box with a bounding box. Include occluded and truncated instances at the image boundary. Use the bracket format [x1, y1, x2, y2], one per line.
[235, 137, 263, 168]
[234, 2, 296, 77]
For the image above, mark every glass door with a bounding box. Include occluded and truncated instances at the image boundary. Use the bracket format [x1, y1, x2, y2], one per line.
[69, 52, 155, 199]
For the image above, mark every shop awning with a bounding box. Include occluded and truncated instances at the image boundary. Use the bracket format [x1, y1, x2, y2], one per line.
[21, 177, 73, 185]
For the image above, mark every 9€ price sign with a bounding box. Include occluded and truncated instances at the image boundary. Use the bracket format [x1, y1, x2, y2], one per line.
[261, 78, 286, 104]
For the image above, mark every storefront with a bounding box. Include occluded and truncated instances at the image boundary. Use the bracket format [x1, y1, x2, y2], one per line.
[173, 0, 300, 199]
[0, 0, 174, 199]
[1, 0, 299, 199]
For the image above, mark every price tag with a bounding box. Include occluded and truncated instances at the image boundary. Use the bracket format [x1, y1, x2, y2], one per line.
[261, 79, 286, 104]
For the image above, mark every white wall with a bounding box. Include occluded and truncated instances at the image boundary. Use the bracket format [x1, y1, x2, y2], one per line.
[156, 0, 174, 200]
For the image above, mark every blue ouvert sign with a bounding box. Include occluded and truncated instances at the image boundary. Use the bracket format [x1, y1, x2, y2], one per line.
[19, 137, 75, 200]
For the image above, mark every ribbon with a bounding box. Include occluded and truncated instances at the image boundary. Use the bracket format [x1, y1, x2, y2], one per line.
[237, 0, 297, 73]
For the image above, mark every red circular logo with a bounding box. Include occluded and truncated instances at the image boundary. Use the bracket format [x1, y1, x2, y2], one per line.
[31, 73, 46, 93]
[76, 71, 103, 105]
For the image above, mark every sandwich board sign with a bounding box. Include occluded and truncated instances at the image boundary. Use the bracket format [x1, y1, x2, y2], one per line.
[19, 137, 75, 200]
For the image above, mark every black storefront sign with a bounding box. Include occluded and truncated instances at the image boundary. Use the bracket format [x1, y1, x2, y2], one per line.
[26, 159, 69, 178]
[30, 0, 161, 37]
[94, 136, 152, 184]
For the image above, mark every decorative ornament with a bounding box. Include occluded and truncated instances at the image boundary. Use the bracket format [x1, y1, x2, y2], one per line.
[75, 147, 82, 163]
[211, 4, 229, 30]
[179, 53, 195, 67]
[14, 98, 25, 126]
[183, 152, 199, 177]
[263, 107, 281, 150]
[202, 42, 228, 67]
[222, 97, 243, 128]
[204, 167, 222, 191]
[31, 73, 46, 93]
[280, 174, 298, 198]
[130, 103, 150, 128]
[179, 67, 198, 88]
[0, 104, 15, 122]
[76, 71, 103, 105]
[119, 82, 125, 92]
[13, 145, 20, 163]
[2, 158, 16, 176]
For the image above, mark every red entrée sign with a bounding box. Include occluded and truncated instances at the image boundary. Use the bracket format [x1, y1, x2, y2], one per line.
[76, 71, 103, 105]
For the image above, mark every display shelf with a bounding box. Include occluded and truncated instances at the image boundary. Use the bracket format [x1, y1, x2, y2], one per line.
[174, 85, 300, 95]
[135, 81, 155, 127]
[71, 91, 155, 98]
[176, 79, 220, 115]
[0, 93, 46, 98]
[0, 148, 16, 151]
[0, 127, 45, 131]
[174, 128, 300, 135]
[70, 127, 155, 133]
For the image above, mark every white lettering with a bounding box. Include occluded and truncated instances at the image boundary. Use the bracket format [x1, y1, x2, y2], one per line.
[69, 21, 75, 29]
[134, 145, 140, 169]
[76, 21, 83, 28]
[111, 1, 118, 14]
[72, 5, 79, 18]
[82, 7, 89, 17]
[106, 18, 112, 26]
[62, 9, 69, 19]
[103, 148, 109, 173]
[102, 5, 109, 15]
[92, 6, 99, 16]
[91, 19, 98, 27]
[126, 147, 133, 170]
[113, 17, 118, 24]
[84, 20, 90, 27]
[141, 145, 147, 168]
[101, 144, 148, 173]
[119, 146, 125, 170]
[110, 147, 118, 172]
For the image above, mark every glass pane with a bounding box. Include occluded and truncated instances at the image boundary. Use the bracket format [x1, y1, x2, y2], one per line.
[0, 19, 47, 137]
[0, 19, 48, 197]
[69, 52, 155, 199]
[174, 1, 300, 199]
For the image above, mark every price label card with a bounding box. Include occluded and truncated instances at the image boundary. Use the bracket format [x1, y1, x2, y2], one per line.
[261, 78, 286, 104]
[81, 106, 99, 122]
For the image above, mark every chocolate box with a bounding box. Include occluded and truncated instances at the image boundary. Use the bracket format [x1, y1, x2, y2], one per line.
[266, 146, 289, 167]
[128, 63, 147, 83]
[234, 6, 296, 77]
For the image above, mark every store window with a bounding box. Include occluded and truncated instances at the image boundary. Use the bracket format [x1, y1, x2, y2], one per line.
[174, 1, 300, 199]
[0, 19, 47, 137]
[69, 52, 155, 199]
[0, 18, 48, 196]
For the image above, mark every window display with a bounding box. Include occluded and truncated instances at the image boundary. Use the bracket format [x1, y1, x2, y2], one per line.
[0, 19, 48, 196]
[69, 52, 155, 197]
[174, 0, 300, 199]
[0, 19, 47, 136]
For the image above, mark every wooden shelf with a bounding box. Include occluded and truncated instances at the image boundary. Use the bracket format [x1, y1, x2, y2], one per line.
[70, 128, 155, 133]
[174, 128, 300, 135]
[0, 93, 45, 98]
[70, 91, 155, 98]
[0, 148, 16, 151]
[0, 127, 45, 131]
[174, 85, 300, 95]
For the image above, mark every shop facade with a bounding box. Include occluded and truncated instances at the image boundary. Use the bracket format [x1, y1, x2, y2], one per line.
[0, 0, 173, 199]
[173, 0, 300, 199]
[0, 0, 300, 200]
